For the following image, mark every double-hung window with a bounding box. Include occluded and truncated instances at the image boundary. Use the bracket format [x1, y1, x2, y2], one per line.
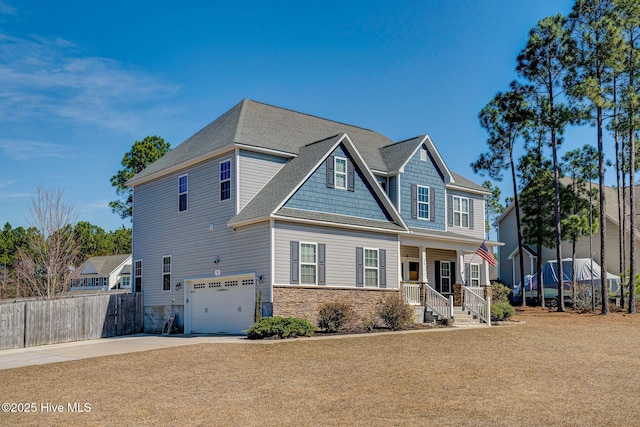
[453, 196, 469, 227]
[364, 248, 379, 287]
[300, 243, 317, 285]
[134, 260, 142, 293]
[220, 160, 231, 201]
[121, 276, 131, 288]
[470, 263, 480, 287]
[417, 185, 430, 220]
[162, 256, 171, 291]
[178, 175, 188, 212]
[334, 157, 347, 190]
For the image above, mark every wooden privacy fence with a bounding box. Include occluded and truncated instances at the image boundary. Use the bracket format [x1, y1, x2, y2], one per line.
[0, 293, 143, 350]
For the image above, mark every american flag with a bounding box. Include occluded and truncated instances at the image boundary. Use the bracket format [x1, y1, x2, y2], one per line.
[476, 242, 497, 267]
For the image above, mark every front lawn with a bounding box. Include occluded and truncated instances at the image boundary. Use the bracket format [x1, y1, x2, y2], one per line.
[2, 308, 639, 426]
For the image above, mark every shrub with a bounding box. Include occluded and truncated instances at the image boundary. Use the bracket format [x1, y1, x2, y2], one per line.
[244, 316, 315, 339]
[492, 281, 511, 303]
[375, 294, 415, 330]
[491, 301, 515, 321]
[318, 301, 355, 333]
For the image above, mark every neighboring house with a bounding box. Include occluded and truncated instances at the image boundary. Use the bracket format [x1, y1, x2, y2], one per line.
[496, 178, 640, 288]
[70, 254, 132, 292]
[127, 100, 500, 334]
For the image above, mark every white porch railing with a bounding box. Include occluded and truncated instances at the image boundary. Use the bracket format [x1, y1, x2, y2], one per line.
[462, 285, 491, 326]
[424, 284, 453, 320]
[403, 282, 421, 306]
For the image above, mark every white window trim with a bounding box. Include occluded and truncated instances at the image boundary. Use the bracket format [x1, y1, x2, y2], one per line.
[470, 263, 480, 287]
[178, 174, 188, 212]
[162, 255, 171, 292]
[299, 242, 317, 285]
[453, 195, 469, 228]
[441, 260, 451, 293]
[364, 247, 379, 288]
[417, 185, 430, 220]
[220, 159, 232, 202]
[134, 259, 142, 292]
[334, 156, 347, 190]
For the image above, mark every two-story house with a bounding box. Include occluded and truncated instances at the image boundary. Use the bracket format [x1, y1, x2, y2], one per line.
[127, 100, 499, 333]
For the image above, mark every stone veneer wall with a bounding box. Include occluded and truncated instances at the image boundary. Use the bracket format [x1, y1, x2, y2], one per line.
[273, 286, 402, 326]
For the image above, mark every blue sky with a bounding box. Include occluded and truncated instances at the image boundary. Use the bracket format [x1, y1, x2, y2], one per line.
[1, 0, 605, 232]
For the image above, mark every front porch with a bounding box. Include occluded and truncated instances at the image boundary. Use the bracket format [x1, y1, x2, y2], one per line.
[400, 240, 496, 325]
[402, 281, 492, 326]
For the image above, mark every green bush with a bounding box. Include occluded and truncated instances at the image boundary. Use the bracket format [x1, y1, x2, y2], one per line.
[492, 281, 511, 303]
[244, 316, 316, 339]
[375, 294, 415, 330]
[491, 301, 515, 321]
[318, 301, 355, 333]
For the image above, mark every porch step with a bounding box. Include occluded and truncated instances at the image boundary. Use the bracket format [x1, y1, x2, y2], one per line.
[452, 307, 487, 328]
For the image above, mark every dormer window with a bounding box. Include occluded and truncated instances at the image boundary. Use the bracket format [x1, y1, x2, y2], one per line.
[334, 157, 347, 189]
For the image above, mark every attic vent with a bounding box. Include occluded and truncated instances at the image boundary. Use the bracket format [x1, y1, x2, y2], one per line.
[420, 148, 427, 161]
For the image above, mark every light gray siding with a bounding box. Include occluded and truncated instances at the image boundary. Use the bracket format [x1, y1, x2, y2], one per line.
[133, 153, 272, 306]
[238, 150, 287, 211]
[447, 189, 485, 239]
[273, 221, 399, 288]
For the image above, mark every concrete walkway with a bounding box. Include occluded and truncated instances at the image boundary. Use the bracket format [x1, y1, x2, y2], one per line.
[0, 334, 247, 370]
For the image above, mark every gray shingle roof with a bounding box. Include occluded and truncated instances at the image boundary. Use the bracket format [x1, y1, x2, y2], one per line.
[129, 99, 484, 193]
[275, 208, 406, 232]
[73, 254, 131, 277]
[379, 136, 424, 173]
[450, 172, 489, 193]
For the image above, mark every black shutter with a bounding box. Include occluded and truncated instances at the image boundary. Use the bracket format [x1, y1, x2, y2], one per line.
[451, 261, 456, 285]
[411, 184, 418, 219]
[447, 195, 453, 226]
[356, 247, 364, 287]
[290, 241, 299, 284]
[318, 244, 326, 286]
[347, 160, 355, 192]
[430, 187, 436, 221]
[435, 261, 441, 293]
[469, 199, 474, 229]
[326, 156, 335, 188]
[379, 249, 386, 288]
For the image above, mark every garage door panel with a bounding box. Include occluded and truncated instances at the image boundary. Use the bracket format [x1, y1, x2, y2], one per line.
[189, 276, 255, 334]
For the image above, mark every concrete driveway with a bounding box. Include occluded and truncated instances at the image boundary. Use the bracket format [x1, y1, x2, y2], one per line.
[0, 334, 247, 370]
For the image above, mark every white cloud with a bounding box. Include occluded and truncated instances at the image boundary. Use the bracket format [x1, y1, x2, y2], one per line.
[0, 139, 67, 160]
[0, 190, 31, 202]
[0, 1, 16, 16]
[0, 32, 180, 133]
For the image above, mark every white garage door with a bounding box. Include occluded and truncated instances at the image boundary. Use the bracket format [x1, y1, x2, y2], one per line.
[187, 275, 256, 334]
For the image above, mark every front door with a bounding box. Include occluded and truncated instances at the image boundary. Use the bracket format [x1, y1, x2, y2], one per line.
[403, 260, 420, 283]
[409, 262, 419, 282]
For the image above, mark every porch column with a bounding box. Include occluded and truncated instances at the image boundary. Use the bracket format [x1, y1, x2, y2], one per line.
[420, 246, 428, 283]
[484, 258, 490, 286]
[457, 250, 465, 284]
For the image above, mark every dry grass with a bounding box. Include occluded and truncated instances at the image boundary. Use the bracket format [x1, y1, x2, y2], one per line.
[2, 308, 640, 426]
